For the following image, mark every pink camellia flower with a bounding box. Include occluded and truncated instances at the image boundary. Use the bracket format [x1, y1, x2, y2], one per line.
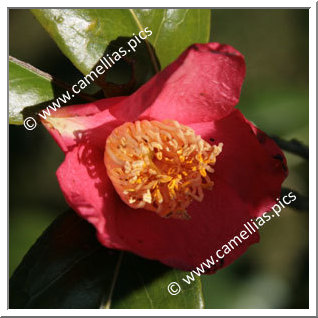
[42, 43, 287, 272]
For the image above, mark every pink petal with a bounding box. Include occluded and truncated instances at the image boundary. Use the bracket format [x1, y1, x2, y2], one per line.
[57, 138, 259, 272]
[109, 43, 246, 124]
[189, 109, 288, 217]
[41, 99, 125, 152]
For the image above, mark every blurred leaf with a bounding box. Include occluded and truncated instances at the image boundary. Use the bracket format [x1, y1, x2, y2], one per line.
[10, 210, 204, 309]
[239, 87, 309, 139]
[9, 56, 55, 125]
[31, 9, 210, 74]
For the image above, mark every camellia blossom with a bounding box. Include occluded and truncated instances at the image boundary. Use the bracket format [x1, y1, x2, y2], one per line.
[42, 43, 287, 272]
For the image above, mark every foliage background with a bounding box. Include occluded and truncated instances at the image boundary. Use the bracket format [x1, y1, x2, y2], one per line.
[9, 9, 309, 308]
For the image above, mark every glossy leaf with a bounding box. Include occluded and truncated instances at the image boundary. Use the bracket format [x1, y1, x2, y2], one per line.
[31, 9, 211, 74]
[10, 210, 204, 309]
[9, 57, 55, 125]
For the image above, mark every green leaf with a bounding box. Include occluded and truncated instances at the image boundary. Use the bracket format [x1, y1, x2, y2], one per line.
[31, 9, 211, 75]
[10, 210, 204, 309]
[9, 56, 55, 125]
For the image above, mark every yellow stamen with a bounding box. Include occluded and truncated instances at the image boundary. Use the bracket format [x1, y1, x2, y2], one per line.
[104, 120, 223, 219]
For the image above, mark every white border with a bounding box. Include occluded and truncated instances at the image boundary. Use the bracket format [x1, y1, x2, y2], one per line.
[4, 2, 316, 316]
[2, 0, 317, 8]
[308, 0, 316, 314]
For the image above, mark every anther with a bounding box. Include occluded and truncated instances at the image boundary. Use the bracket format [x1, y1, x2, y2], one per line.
[104, 120, 223, 219]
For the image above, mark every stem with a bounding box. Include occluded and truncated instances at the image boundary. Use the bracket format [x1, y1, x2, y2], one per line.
[281, 187, 309, 211]
[129, 9, 160, 73]
[272, 136, 309, 160]
[101, 251, 124, 309]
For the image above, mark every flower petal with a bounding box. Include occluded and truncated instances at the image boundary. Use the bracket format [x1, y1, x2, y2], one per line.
[56, 137, 259, 272]
[97, 178, 260, 272]
[109, 43, 246, 124]
[42, 43, 245, 152]
[41, 97, 126, 152]
[55, 96, 126, 118]
[56, 145, 125, 249]
[189, 109, 288, 217]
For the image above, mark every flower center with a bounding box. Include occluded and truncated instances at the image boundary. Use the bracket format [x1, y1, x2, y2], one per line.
[104, 120, 223, 219]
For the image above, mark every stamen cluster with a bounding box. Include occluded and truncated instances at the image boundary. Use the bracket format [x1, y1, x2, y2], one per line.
[104, 120, 223, 219]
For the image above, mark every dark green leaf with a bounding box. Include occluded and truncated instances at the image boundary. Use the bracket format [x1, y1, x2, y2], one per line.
[9, 56, 98, 125]
[31, 9, 211, 74]
[9, 57, 55, 125]
[10, 210, 204, 309]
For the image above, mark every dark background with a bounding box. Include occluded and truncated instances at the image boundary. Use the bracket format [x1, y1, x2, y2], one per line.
[9, 9, 309, 308]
